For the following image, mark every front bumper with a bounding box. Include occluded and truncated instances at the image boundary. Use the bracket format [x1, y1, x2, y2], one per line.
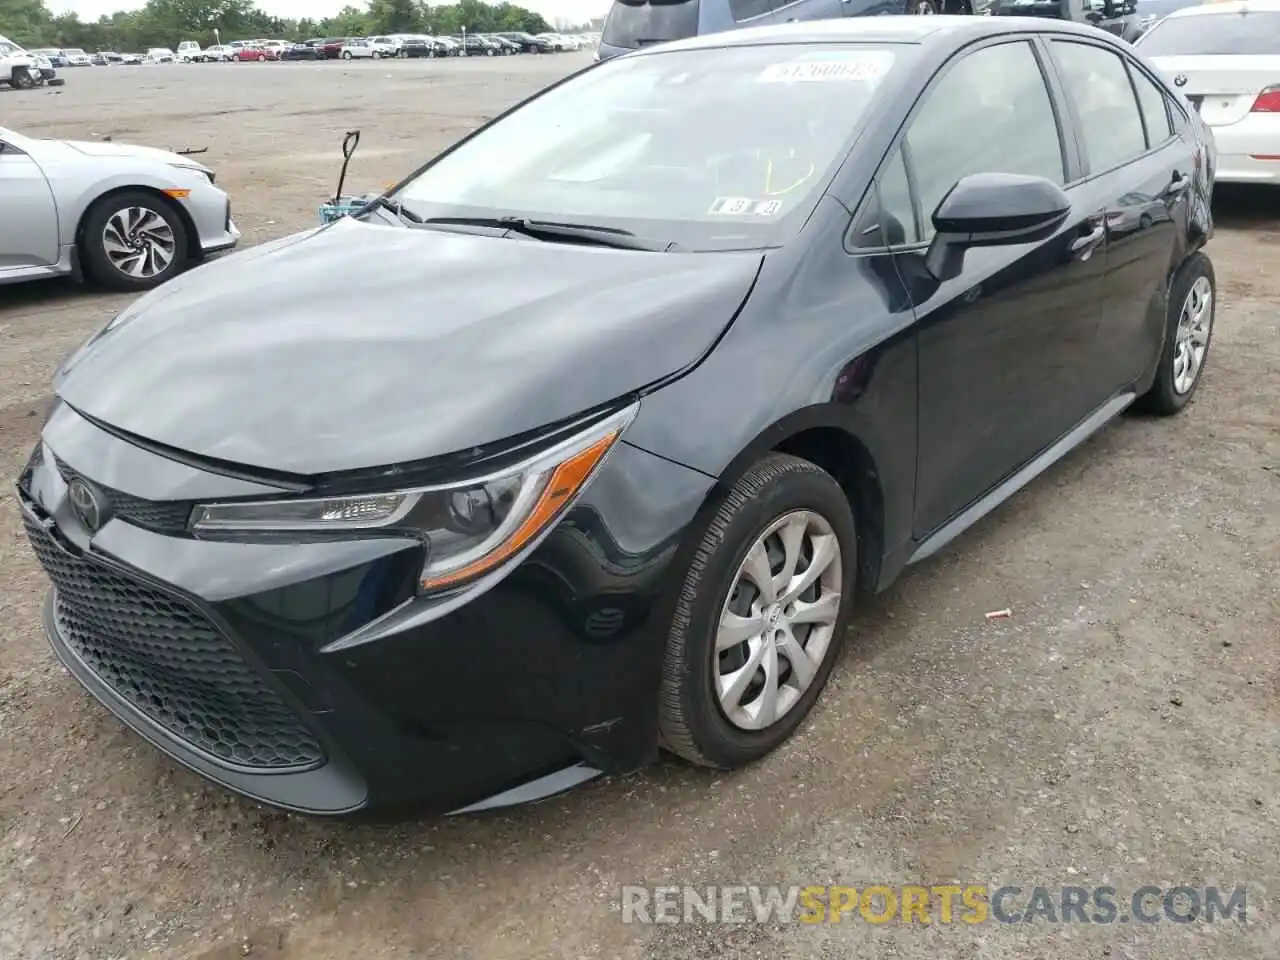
[17, 403, 713, 816]
[183, 179, 241, 257]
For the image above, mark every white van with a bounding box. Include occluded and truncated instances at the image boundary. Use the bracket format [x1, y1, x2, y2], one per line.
[177, 40, 202, 62]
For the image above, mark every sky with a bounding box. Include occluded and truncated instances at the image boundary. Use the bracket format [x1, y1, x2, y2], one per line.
[51, 0, 610, 27]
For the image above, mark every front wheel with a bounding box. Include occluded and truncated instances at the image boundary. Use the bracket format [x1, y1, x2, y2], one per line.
[658, 454, 856, 769]
[10, 66, 37, 88]
[80, 191, 189, 293]
[1135, 252, 1216, 415]
[908, 0, 938, 11]
[372, 50, 382, 59]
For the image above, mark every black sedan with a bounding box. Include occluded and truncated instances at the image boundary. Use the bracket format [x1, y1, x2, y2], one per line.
[281, 41, 321, 61]
[18, 17, 1216, 818]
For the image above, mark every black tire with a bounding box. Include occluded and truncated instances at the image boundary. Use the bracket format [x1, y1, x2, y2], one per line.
[373, 51, 382, 59]
[80, 191, 190, 293]
[1135, 251, 1216, 416]
[10, 66, 37, 89]
[908, 0, 938, 10]
[658, 454, 857, 769]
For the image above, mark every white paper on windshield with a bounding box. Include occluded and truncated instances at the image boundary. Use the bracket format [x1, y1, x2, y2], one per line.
[757, 51, 895, 84]
[709, 197, 783, 216]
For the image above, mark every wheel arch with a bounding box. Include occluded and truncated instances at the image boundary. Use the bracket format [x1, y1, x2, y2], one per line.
[75, 185, 199, 262]
[705, 406, 888, 600]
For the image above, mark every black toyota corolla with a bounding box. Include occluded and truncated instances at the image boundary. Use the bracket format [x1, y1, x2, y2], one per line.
[17, 17, 1216, 817]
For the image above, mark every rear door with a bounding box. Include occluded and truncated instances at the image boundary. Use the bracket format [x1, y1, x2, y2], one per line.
[1046, 37, 1196, 396]
[0, 138, 59, 272]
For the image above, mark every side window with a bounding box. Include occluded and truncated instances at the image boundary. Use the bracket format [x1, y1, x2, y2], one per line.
[729, 0, 774, 20]
[1128, 63, 1174, 147]
[905, 41, 1065, 242]
[1050, 40, 1147, 173]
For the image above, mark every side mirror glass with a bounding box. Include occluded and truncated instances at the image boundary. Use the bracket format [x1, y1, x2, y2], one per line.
[923, 172, 1071, 282]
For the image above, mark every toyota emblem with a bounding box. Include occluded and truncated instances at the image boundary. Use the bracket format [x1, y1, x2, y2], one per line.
[68, 478, 103, 533]
[1174, 74, 1188, 87]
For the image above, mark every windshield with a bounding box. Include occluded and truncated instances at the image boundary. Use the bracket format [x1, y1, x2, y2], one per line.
[1136, 10, 1280, 54]
[0, 42, 22, 56]
[603, 0, 700, 48]
[392, 43, 907, 251]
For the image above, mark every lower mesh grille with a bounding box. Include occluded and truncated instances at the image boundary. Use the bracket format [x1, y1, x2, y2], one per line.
[23, 512, 324, 771]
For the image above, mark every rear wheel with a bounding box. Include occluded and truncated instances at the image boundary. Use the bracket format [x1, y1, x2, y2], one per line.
[342, 50, 353, 60]
[1136, 251, 1216, 416]
[372, 50, 382, 59]
[80, 191, 189, 293]
[658, 454, 856, 769]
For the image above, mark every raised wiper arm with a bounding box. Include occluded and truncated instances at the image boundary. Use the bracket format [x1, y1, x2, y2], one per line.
[363, 196, 423, 224]
[422, 216, 675, 251]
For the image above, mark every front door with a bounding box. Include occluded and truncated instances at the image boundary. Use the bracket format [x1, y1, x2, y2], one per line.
[0, 141, 59, 273]
[878, 38, 1115, 539]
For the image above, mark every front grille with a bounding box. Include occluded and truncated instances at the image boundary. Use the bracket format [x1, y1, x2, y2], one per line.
[23, 512, 324, 771]
[53, 457, 193, 534]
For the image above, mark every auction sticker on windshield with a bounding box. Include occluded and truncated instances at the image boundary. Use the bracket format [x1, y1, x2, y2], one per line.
[757, 51, 895, 84]
[709, 197, 783, 216]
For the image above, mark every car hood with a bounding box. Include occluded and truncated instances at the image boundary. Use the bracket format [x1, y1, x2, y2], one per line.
[56, 138, 211, 172]
[55, 218, 763, 476]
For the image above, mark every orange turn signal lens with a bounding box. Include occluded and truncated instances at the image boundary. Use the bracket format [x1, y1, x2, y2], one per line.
[162, 188, 192, 199]
[420, 430, 620, 590]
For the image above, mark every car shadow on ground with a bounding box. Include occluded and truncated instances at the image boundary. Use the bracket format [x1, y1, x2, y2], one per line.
[1210, 183, 1280, 232]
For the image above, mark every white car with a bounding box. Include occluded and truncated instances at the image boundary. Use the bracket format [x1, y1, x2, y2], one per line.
[1135, 0, 1280, 185]
[340, 39, 378, 59]
[176, 41, 201, 62]
[120, 53, 143, 65]
[203, 44, 234, 62]
[368, 36, 402, 57]
[261, 40, 291, 58]
[62, 47, 93, 66]
[145, 48, 176, 63]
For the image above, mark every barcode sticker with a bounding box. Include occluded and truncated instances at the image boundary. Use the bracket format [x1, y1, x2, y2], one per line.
[757, 52, 895, 84]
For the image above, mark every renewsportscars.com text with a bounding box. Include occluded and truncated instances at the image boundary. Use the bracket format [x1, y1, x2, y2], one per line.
[620, 884, 1248, 925]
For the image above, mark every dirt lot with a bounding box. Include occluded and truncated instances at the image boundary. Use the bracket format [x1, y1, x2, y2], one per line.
[1, 56, 1278, 960]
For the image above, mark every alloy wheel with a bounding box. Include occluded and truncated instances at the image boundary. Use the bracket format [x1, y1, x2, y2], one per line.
[714, 510, 843, 731]
[101, 206, 176, 279]
[1172, 275, 1212, 394]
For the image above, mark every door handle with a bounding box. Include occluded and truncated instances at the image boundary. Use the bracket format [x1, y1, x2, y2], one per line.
[1164, 172, 1191, 198]
[1070, 223, 1106, 261]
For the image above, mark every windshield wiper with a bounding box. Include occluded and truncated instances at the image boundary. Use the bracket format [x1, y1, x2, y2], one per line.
[421, 215, 675, 251]
[363, 196, 423, 224]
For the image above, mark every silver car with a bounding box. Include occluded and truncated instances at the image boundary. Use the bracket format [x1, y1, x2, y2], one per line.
[0, 125, 240, 291]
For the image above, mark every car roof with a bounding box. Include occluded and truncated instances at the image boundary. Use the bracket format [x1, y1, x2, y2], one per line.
[636, 15, 1119, 55]
[1163, 0, 1280, 15]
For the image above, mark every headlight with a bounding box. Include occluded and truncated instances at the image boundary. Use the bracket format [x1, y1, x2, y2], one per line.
[190, 403, 638, 591]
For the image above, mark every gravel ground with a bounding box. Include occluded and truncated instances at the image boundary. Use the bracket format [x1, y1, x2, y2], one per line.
[0, 57, 1277, 960]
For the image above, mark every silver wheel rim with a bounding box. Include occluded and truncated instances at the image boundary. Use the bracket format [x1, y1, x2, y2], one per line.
[102, 206, 176, 279]
[714, 510, 843, 731]
[915, 1, 935, 12]
[1172, 275, 1212, 395]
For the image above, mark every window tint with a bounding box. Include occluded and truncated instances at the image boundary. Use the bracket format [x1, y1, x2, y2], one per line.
[1129, 64, 1173, 146]
[879, 146, 918, 245]
[1051, 41, 1146, 173]
[1134, 11, 1280, 56]
[905, 41, 1064, 241]
[730, 0, 773, 19]
[602, 0, 701, 48]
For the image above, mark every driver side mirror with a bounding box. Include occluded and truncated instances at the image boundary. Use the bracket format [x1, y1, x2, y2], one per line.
[923, 172, 1071, 283]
